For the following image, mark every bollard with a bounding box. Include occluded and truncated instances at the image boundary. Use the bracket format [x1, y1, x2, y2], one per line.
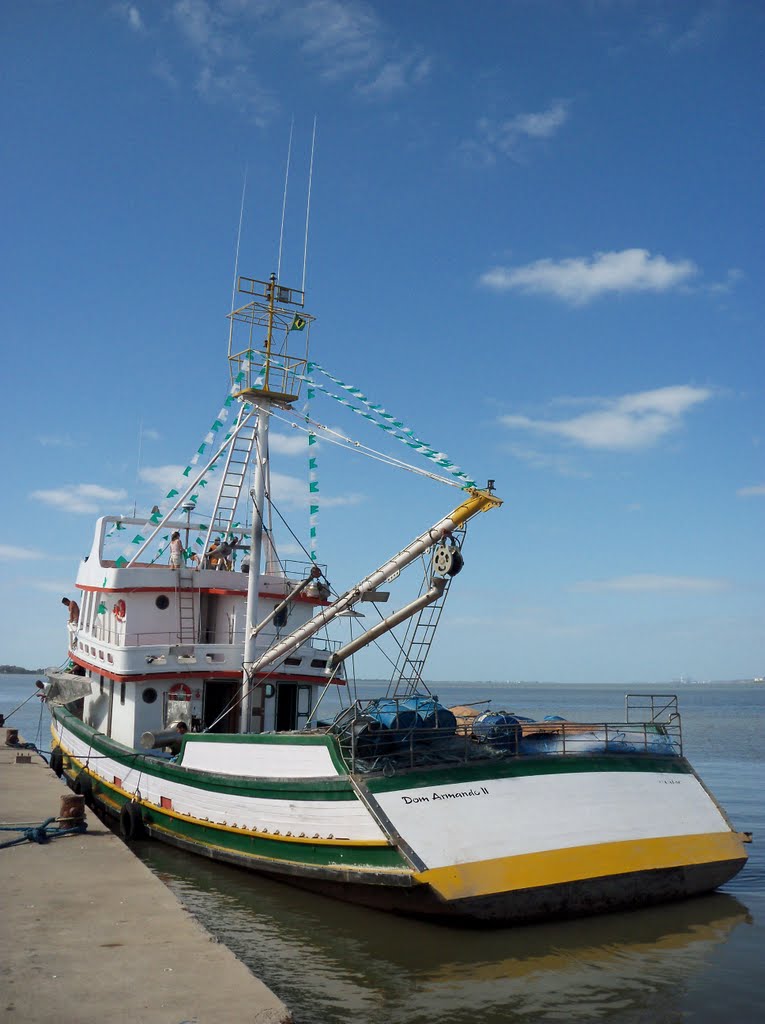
[59, 792, 86, 824]
[5, 728, 19, 746]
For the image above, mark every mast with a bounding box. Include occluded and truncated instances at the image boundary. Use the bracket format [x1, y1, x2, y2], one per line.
[227, 273, 313, 733]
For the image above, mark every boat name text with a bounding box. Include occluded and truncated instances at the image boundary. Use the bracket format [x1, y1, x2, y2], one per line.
[401, 786, 489, 805]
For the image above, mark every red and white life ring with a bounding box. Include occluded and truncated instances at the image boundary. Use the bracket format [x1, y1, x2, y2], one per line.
[113, 599, 126, 621]
[168, 682, 192, 702]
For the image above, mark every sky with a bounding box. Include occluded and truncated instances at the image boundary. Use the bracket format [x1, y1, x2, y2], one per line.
[1, 0, 763, 684]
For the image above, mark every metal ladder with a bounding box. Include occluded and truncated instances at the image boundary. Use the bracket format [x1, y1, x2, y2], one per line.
[208, 408, 258, 538]
[176, 568, 197, 644]
[389, 528, 466, 696]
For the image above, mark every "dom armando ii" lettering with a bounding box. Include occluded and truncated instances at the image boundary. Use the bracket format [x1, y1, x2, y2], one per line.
[402, 786, 489, 804]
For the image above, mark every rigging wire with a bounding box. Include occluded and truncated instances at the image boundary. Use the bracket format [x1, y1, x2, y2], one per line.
[277, 118, 294, 281]
[301, 116, 317, 294]
[230, 167, 248, 313]
[269, 409, 465, 490]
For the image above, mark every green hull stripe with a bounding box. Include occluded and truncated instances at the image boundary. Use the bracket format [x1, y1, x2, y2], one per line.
[54, 708, 355, 800]
[366, 752, 691, 794]
[90, 777, 406, 871]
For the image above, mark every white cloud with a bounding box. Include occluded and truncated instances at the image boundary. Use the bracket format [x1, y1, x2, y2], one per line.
[321, 492, 365, 508]
[269, 431, 310, 456]
[462, 100, 569, 165]
[505, 442, 590, 478]
[196, 64, 278, 125]
[160, 0, 430, 117]
[141, 427, 161, 441]
[666, 7, 723, 53]
[0, 544, 45, 561]
[31, 579, 76, 593]
[573, 574, 730, 594]
[737, 484, 765, 497]
[115, 3, 145, 33]
[30, 484, 128, 515]
[139, 465, 186, 492]
[706, 267, 744, 296]
[288, 0, 382, 78]
[500, 385, 712, 452]
[270, 471, 364, 508]
[38, 434, 76, 447]
[480, 248, 698, 304]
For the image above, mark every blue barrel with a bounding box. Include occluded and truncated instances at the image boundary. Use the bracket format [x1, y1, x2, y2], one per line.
[404, 695, 457, 737]
[472, 710, 521, 752]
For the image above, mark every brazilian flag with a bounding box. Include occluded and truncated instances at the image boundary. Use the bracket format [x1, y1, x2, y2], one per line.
[289, 313, 307, 332]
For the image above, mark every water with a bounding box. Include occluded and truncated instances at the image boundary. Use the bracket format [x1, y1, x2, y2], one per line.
[3, 674, 763, 1023]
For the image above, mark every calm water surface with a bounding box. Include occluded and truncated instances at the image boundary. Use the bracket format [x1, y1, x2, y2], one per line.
[4, 676, 763, 1023]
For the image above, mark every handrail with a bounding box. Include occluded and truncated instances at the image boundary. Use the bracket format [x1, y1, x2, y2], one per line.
[330, 695, 683, 775]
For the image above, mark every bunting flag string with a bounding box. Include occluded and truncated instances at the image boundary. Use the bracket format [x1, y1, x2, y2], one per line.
[108, 358, 261, 568]
[308, 431, 319, 562]
[305, 376, 319, 562]
[298, 361, 477, 489]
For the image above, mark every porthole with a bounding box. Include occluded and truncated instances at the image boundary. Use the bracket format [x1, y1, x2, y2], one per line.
[142, 688, 158, 704]
[156, 595, 170, 610]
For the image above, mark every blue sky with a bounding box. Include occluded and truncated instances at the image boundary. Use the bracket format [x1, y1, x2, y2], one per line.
[1, 1, 763, 683]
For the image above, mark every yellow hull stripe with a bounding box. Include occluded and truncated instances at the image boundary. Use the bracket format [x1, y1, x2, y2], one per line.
[415, 832, 748, 900]
[60, 749, 389, 848]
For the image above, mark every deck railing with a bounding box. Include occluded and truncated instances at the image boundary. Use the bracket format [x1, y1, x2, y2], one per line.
[330, 695, 683, 775]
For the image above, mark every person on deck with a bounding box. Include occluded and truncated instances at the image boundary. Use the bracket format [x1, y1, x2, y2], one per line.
[62, 597, 80, 624]
[169, 532, 184, 569]
[207, 539, 222, 568]
[214, 535, 240, 570]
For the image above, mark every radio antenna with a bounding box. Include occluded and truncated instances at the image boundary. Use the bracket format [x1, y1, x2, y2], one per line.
[230, 166, 248, 313]
[302, 116, 317, 293]
[277, 118, 294, 281]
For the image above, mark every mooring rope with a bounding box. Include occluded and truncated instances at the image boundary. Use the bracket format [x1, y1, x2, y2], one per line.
[0, 816, 88, 850]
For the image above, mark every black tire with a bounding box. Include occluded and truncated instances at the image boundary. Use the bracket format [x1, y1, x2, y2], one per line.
[49, 747, 64, 778]
[119, 801, 147, 840]
[73, 771, 93, 805]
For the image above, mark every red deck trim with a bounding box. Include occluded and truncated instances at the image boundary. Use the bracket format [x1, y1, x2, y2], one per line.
[69, 652, 344, 686]
[75, 583, 329, 605]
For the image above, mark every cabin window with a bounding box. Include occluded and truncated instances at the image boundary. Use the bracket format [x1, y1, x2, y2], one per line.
[285, 657, 301, 666]
[264, 683, 276, 698]
[274, 606, 289, 629]
[99, 676, 104, 694]
[142, 687, 158, 704]
[156, 595, 170, 610]
[120, 683, 126, 706]
[310, 659, 327, 669]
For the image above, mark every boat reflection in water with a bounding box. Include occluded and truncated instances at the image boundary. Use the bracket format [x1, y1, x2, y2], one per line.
[138, 842, 750, 1024]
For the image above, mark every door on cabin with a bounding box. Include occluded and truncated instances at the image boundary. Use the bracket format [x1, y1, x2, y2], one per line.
[274, 683, 313, 731]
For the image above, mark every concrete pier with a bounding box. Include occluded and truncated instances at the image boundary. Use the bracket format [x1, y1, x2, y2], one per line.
[0, 730, 292, 1023]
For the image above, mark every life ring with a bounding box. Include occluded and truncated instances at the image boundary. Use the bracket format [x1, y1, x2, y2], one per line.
[168, 682, 192, 702]
[119, 801, 146, 841]
[113, 599, 126, 621]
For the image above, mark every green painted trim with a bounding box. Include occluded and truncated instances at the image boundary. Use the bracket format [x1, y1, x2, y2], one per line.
[85, 774, 407, 871]
[53, 707, 354, 800]
[366, 752, 692, 794]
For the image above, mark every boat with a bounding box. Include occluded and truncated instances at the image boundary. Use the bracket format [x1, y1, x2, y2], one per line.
[47, 271, 750, 923]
